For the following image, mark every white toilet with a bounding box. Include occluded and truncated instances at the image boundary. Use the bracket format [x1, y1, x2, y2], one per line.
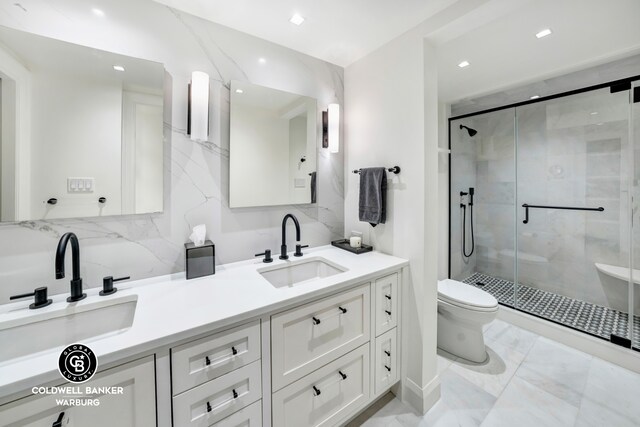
[437, 279, 499, 363]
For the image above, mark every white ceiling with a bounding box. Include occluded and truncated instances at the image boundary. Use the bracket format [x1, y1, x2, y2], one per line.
[152, 0, 457, 67]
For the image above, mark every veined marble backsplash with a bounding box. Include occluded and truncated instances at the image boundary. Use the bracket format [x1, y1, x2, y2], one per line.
[0, 0, 344, 303]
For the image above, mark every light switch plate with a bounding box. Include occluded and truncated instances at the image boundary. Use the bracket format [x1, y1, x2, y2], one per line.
[68, 177, 94, 193]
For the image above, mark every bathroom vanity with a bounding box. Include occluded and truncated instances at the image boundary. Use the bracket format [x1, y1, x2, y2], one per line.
[0, 246, 407, 426]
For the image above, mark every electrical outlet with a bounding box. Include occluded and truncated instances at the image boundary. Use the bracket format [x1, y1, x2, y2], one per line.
[67, 177, 95, 193]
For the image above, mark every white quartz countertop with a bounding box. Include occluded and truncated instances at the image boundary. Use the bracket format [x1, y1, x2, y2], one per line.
[0, 245, 407, 399]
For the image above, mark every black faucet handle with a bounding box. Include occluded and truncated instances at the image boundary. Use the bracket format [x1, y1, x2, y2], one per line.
[294, 244, 309, 257]
[10, 286, 52, 309]
[255, 250, 273, 263]
[100, 276, 130, 296]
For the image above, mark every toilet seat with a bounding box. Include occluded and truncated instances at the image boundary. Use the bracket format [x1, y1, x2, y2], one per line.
[438, 279, 498, 311]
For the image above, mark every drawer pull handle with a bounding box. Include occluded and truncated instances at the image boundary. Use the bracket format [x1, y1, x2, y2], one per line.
[339, 370, 348, 380]
[232, 389, 238, 399]
[231, 346, 238, 355]
[312, 385, 321, 396]
[385, 365, 391, 372]
[205, 356, 211, 366]
[385, 310, 392, 316]
[207, 401, 212, 413]
[312, 316, 321, 325]
[385, 294, 392, 300]
[338, 306, 348, 314]
[52, 412, 65, 427]
[384, 350, 391, 356]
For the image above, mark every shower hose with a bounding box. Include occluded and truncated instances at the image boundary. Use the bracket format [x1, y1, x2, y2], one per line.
[461, 204, 475, 257]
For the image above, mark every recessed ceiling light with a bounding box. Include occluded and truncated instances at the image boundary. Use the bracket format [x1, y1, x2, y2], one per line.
[92, 8, 105, 17]
[258, 58, 266, 64]
[596, 122, 604, 126]
[113, 65, 125, 72]
[458, 61, 470, 68]
[289, 14, 305, 26]
[590, 111, 598, 115]
[235, 89, 243, 94]
[536, 28, 552, 39]
[530, 95, 540, 99]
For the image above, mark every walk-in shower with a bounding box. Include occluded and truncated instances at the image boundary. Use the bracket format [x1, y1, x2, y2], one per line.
[448, 77, 640, 351]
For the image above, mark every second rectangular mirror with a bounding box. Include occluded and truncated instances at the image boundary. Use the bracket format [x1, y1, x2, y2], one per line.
[229, 81, 317, 208]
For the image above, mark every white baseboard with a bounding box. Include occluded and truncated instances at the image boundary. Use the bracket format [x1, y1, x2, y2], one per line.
[498, 306, 640, 374]
[402, 375, 441, 415]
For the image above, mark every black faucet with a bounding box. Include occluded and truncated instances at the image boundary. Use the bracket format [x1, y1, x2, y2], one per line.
[280, 214, 301, 260]
[55, 232, 86, 302]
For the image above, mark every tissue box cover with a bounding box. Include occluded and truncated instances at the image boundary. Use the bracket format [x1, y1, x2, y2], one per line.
[185, 240, 215, 279]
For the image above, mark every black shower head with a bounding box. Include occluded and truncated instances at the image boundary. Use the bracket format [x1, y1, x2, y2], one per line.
[460, 124, 478, 137]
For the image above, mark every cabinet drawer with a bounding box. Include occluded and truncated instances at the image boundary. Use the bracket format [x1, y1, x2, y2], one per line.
[172, 320, 261, 394]
[272, 344, 370, 427]
[374, 328, 398, 395]
[211, 400, 262, 427]
[173, 360, 262, 427]
[374, 273, 398, 336]
[271, 284, 370, 390]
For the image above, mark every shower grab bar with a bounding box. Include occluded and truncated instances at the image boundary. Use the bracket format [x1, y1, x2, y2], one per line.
[522, 204, 604, 224]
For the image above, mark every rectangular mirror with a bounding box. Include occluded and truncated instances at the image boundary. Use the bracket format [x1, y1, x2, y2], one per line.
[229, 81, 317, 208]
[0, 25, 164, 222]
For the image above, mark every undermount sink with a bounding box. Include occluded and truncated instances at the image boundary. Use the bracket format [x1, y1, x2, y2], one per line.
[0, 294, 137, 364]
[259, 257, 347, 288]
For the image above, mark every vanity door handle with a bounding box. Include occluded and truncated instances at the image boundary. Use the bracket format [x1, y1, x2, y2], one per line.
[231, 346, 238, 355]
[52, 412, 65, 427]
[207, 401, 212, 412]
[385, 365, 391, 372]
[385, 310, 392, 316]
[384, 350, 391, 356]
[312, 385, 321, 396]
[205, 356, 211, 366]
[312, 316, 321, 325]
[338, 306, 347, 314]
[232, 389, 238, 399]
[385, 294, 392, 300]
[339, 370, 347, 380]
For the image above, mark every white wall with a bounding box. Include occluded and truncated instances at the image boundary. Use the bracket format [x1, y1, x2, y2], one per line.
[230, 104, 290, 207]
[29, 71, 123, 219]
[344, 26, 440, 413]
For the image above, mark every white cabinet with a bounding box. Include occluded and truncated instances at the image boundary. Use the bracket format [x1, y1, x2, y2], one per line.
[172, 321, 261, 394]
[173, 360, 262, 426]
[374, 273, 398, 337]
[211, 400, 262, 427]
[271, 284, 370, 391]
[374, 329, 398, 395]
[0, 356, 156, 427]
[272, 344, 370, 427]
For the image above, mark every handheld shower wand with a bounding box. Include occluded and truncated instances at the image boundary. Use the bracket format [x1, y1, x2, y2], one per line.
[461, 187, 475, 257]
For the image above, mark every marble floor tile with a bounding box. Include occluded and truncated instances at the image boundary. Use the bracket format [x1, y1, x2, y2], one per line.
[484, 319, 538, 355]
[437, 348, 458, 374]
[448, 340, 526, 397]
[575, 358, 640, 427]
[515, 337, 592, 407]
[480, 377, 579, 427]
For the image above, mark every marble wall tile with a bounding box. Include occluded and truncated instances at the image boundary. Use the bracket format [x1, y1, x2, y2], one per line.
[0, 0, 344, 302]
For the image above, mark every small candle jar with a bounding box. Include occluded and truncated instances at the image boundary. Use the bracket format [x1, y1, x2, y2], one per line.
[349, 236, 362, 248]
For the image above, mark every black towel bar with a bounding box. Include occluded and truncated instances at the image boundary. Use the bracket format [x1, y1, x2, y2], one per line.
[353, 166, 401, 175]
[522, 203, 604, 224]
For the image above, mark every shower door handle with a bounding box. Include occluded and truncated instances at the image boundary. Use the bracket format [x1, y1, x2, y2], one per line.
[522, 204, 604, 224]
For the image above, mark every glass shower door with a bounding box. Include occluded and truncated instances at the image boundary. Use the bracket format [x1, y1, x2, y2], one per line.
[515, 87, 633, 343]
[632, 81, 639, 349]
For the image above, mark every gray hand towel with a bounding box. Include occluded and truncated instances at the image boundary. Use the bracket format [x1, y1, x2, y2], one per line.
[358, 167, 387, 227]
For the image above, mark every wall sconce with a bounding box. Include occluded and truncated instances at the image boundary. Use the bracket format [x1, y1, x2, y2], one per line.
[187, 71, 210, 141]
[322, 103, 340, 153]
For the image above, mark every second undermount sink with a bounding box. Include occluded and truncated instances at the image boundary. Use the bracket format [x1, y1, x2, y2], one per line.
[259, 257, 348, 288]
[0, 294, 137, 364]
